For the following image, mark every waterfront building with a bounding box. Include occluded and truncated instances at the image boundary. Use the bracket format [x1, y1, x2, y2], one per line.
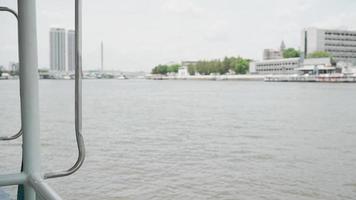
[67, 30, 75, 72]
[296, 57, 335, 75]
[50, 27, 66, 72]
[250, 57, 337, 75]
[301, 27, 356, 64]
[178, 66, 189, 76]
[249, 58, 301, 74]
[178, 61, 196, 76]
[337, 61, 356, 75]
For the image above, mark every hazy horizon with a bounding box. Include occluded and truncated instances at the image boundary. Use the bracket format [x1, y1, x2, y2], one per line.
[1, 0, 356, 72]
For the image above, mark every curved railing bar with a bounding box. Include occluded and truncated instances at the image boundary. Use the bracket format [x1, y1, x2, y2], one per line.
[0, 129, 23, 141]
[44, 0, 85, 179]
[0, 6, 23, 141]
[0, 6, 18, 18]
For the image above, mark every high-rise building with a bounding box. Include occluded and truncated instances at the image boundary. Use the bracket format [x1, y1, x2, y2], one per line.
[50, 28, 66, 71]
[67, 30, 75, 72]
[301, 27, 356, 64]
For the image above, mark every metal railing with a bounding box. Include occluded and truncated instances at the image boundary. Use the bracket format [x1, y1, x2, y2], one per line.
[0, 0, 85, 199]
[44, 0, 85, 179]
[0, 6, 23, 141]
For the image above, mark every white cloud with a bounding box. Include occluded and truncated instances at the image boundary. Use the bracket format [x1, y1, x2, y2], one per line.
[162, 0, 204, 15]
[312, 13, 356, 30]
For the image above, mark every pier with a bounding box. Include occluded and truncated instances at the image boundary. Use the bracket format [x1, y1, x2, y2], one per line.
[264, 74, 356, 83]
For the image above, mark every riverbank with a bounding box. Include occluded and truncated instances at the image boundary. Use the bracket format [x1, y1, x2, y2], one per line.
[145, 74, 265, 81]
[146, 74, 356, 82]
[265, 74, 356, 83]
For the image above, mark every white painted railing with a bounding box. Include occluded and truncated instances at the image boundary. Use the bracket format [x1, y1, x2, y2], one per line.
[0, 0, 85, 199]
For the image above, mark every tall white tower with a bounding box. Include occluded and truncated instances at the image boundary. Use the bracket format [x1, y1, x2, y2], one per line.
[67, 30, 75, 72]
[49, 28, 66, 71]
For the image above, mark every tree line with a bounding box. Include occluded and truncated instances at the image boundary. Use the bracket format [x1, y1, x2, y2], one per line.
[187, 57, 250, 75]
[151, 56, 251, 75]
[151, 64, 181, 75]
[283, 48, 332, 59]
[151, 49, 333, 75]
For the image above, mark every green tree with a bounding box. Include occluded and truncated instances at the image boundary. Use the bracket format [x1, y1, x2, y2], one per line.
[283, 48, 300, 58]
[167, 64, 180, 73]
[152, 64, 181, 75]
[188, 65, 196, 75]
[151, 64, 168, 74]
[152, 56, 251, 75]
[307, 51, 331, 58]
[231, 57, 249, 74]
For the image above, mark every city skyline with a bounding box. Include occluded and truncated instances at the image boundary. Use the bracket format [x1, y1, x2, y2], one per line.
[1, 0, 356, 71]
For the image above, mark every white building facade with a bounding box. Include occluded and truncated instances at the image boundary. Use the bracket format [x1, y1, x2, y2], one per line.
[249, 58, 301, 75]
[249, 57, 338, 75]
[301, 28, 356, 64]
[50, 28, 66, 72]
[297, 57, 335, 75]
[67, 30, 75, 72]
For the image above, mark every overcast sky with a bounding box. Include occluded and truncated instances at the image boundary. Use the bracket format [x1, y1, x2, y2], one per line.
[1, 0, 356, 71]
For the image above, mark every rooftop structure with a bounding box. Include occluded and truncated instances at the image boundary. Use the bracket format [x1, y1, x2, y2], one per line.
[263, 49, 283, 60]
[262, 41, 285, 60]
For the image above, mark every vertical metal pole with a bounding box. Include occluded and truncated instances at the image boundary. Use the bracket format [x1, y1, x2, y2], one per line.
[75, 0, 82, 156]
[17, 0, 41, 199]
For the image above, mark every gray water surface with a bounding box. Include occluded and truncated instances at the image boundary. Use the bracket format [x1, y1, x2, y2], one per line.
[1, 80, 356, 200]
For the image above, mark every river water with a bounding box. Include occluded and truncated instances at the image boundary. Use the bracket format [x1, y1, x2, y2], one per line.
[1, 80, 356, 200]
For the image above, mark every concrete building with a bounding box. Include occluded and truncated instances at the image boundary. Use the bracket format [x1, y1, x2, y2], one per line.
[250, 57, 337, 75]
[301, 27, 356, 64]
[337, 61, 356, 75]
[178, 66, 189, 76]
[67, 30, 75, 72]
[263, 41, 286, 60]
[297, 57, 335, 75]
[50, 28, 66, 72]
[249, 58, 301, 75]
[263, 49, 283, 60]
[178, 61, 196, 76]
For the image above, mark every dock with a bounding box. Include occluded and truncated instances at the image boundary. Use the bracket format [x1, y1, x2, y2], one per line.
[264, 74, 356, 83]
